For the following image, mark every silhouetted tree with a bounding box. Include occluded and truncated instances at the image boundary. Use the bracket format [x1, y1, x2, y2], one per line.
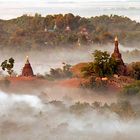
[1, 58, 15, 76]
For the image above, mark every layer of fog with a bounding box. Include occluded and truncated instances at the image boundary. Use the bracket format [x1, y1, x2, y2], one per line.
[0, 0, 140, 22]
[0, 44, 140, 75]
[0, 90, 140, 140]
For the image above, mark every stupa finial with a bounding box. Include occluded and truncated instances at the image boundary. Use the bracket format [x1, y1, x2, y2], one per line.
[115, 36, 118, 42]
[26, 56, 29, 64]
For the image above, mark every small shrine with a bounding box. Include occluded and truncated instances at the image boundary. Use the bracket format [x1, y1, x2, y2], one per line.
[21, 56, 34, 77]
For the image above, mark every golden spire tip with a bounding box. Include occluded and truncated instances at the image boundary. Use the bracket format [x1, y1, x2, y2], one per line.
[25, 56, 29, 64]
[115, 36, 118, 41]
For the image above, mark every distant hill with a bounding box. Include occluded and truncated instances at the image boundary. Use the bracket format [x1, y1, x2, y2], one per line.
[0, 13, 140, 51]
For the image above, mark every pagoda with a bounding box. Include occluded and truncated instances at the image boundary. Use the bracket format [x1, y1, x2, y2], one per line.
[111, 37, 126, 75]
[65, 25, 71, 32]
[21, 56, 34, 77]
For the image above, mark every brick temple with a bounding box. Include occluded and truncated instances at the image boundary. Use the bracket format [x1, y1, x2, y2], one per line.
[111, 37, 127, 75]
[21, 56, 34, 77]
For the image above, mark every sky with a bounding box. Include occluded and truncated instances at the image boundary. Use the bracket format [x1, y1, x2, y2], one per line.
[0, 0, 140, 21]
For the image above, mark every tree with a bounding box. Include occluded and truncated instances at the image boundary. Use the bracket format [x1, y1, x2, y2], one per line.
[62, 63, 72, 77]
[92, 101, 101, 109]
[55, 14, 64, 29]
[93, 50, 118, 77]
[47, 63, 73, 80]
[82, 50, 118, 78]
[110, 100, 135, 118]
[122, 81, 140, 96]
[64, 13, 75, 26]
[1, 58, 15, 76]
[81, 62, 95, 78]
[130, 62, 140, 80]
[70, 102, 91, 115]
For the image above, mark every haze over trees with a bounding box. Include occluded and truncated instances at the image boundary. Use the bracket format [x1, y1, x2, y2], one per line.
[122, 81, 140, 97]
[0, 13, 140, 50]
[45, 63, 73, 80]
[128, 62, 140, 80]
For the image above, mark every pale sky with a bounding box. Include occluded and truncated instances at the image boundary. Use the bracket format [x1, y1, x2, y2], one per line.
[0, 0, 140, 21]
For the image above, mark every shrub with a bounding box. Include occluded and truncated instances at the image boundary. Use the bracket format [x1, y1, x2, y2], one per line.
[122, 81, 140, 96]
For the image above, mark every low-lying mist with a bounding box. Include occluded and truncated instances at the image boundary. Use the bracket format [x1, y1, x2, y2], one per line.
[0, 90, 140, 140]
[0, 44, 140, 75]
[0, 44, 140, 140]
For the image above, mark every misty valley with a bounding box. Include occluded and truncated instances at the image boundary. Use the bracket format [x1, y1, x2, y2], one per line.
[0, 37, 140, 140]
[0, 3, 140, 139]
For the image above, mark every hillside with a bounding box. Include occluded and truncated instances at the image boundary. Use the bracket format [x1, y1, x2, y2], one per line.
[0, 13, 140, 50]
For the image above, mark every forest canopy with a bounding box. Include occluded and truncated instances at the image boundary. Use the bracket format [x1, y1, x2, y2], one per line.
[0, 13, 140, 50]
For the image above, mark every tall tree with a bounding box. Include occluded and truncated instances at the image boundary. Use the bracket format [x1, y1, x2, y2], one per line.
[82, 50, 118, 77]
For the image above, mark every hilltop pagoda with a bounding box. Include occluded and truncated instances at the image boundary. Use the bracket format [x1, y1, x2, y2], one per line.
[21, 56, 34, 77]
[65, 25, 71, 32]
[111, 37, 126, 75]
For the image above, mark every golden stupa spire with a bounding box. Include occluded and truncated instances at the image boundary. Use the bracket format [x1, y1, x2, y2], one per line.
[25, 56, 29, 64]
[115, 36, 118, 42]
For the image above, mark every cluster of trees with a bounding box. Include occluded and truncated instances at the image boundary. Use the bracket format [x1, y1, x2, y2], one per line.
[122, 81, 140, 97]
[0, 14, 140, 50]
[80, 50, 140, 90]
[80, 50, 120, 90]
[43, 99, 135, 119]
[47, 99, 135, 119]
[69, 100, 135, 118]
[128, 62, 140, 80]
[82, 50, 118, 78]
[43, 63, 73, 80]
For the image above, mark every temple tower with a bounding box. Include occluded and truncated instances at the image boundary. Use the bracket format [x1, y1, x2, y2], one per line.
[22, 56, 34, 77]
[111, 36, 124, 64]
[111, 37, 126, 75]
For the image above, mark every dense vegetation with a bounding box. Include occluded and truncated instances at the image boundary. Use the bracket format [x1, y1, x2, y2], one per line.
[79, 50, 119, 89]
[80, 50, 140, 90]
[82, 50, 118, 78]
[128, 62, 140, 80]
[122, 81, 140, 97]
[0, 13, 140, 50]
[37, 63, 73, 80]
[51, 100, 135, 119]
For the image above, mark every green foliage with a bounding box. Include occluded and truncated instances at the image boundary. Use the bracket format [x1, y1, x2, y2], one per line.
[110, 100, 135, 118]
[0, 14, 140, 50]
[1, 58, 15, 76]
[93, 50, 111, 77]
[46, 63, 73, 80]
[70, 102, 91, 115]
[69, 100, 135, 118]
[129, 62, 140, 80]
[92, 101, 101, 109]
[93, 50, 117, 77]
[81, 50, 120, 90]
[93, 50, 118, 77]
[81, 62, 95, 78]
[82, 50, 118, 78]
[122, 81, 140, 96]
